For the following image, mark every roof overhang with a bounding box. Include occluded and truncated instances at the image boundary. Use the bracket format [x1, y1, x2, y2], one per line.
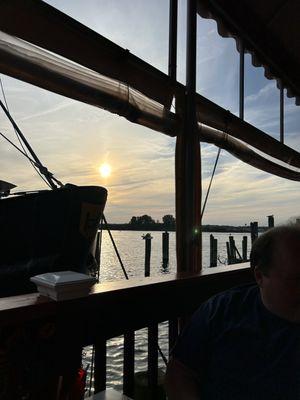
[197, 0, 300, 104]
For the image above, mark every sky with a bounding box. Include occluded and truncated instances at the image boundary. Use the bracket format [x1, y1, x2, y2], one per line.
[0, 0, 300, 226]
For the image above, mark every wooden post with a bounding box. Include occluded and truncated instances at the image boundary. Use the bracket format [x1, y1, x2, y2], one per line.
[242, 236, 248, 261]
[94, 339, 107, 393]
[250, 222, 258, 244]
[175, 0, 201, 274]
[229, 236, 236, 262]
[123, 331, 135, 398]
[162, 231, 169, 267]
[267, 215, 274, 229]
[213, 238, 218, 266]
[95, 230, 101, 281]
[226, 241, 232, 265]
[148, 324, 158, 399]
[142, 233, 152, 277]
[210, 234, 217, 267]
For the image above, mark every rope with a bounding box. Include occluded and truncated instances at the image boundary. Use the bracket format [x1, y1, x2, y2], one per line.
[201, 147, 221, 219]
[103, 214, 129, 280]
[0, 77, 52, 189]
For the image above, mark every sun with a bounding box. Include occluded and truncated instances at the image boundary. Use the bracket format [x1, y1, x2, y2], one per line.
[99, 163, 111, 178]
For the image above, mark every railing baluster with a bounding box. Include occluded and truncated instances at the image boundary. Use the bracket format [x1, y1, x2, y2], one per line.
[123, 330, 135, 397]
[148, 323, 158, 399]
[168, 318, 178, 357]
[94, 338, 107, 393]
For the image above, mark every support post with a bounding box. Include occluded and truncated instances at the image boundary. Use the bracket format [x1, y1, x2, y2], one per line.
[162, 231, 169, 266]
[143, 233, 152, 277]
[267, 215, 274, 229]
[210, 234, 217, 267]
[168, 0, 178, 81]
[229, 236, 236, 262]
[242, 236, 248, 261]
[123, 331, 135, 398]
[250, 222, 258, 245]
[239, 39, 245, 120]
[280, 83, 284, 143]
[226, 241, 232, 265]
[175, 0, 201, 274]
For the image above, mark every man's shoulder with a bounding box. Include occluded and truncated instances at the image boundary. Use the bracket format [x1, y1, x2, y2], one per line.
[204, 283, 259, 319]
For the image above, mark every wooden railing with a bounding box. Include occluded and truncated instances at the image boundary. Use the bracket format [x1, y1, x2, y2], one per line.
[0, 263, 253, 399]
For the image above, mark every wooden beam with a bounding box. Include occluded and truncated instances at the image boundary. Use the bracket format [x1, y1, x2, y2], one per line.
[176, 0, 201, 273]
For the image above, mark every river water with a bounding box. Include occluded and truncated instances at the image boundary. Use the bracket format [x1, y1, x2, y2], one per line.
[83, 231, 251, 394]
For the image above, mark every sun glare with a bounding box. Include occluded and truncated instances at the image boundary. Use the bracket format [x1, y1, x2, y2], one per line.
[99, 163, 111, 178]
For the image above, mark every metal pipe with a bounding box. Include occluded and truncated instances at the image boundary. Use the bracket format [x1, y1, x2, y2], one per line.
[280, 83, 284, 143]
[168, 0, 178, 81]
[239, 39, 245, 120]
[186, 0, 197, 102]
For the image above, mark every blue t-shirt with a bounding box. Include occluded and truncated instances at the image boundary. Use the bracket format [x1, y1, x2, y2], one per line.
[172, 284, 300, 399]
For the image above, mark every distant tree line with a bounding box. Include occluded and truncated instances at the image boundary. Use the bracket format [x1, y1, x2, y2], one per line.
[129, 214, 176, 228]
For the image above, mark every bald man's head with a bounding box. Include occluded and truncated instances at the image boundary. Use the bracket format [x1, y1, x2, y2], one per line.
[250, 224, 300, 276]
[251, 225, 300, 323]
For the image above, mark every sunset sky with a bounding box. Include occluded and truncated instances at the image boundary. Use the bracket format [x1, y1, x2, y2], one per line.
[0, 0, 299, 226]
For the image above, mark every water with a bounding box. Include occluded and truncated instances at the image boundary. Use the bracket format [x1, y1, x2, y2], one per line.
[83, 231, 250, 394]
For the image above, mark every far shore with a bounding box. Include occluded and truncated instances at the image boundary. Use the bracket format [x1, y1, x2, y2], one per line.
[104, 223, 267, 233]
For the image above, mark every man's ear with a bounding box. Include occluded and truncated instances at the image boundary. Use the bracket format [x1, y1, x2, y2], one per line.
[254, 266, 263, 287]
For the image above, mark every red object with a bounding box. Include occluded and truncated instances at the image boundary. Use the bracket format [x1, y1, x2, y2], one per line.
[69, 368, 87, 400]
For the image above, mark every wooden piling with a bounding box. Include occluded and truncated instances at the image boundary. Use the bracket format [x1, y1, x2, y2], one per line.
[226, 241, 232, 264]
[242, 236, 248, 261]
[143, 233, 153, 277]
[162, 231, 169, 266]
[95, 230, 101, 281]
[267, 215, 274, 229]
[210, 234, 217, 267]
[250, 222, 258, 245]
[229, 236, 236, 261]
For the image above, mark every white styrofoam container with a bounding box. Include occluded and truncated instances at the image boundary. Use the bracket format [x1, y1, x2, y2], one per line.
[30, 271, 96, 301]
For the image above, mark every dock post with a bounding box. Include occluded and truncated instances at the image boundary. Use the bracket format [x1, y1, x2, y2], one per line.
[213, 237, 218, 267]
[162, 231, 169, 267]
[210, 234, 217, 267]
[229, 236, 236, 262]
[143, 233, 153, 277]
[95, 230, 101, 281]
[267, 215, 274, 229]
[226, 241, 232, 264]
[250, 222, 258, 245]
[242, 236, 248, 261]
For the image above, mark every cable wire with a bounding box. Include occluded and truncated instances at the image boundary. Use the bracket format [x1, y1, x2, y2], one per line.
[201, 147, 221, 219]
[0, 77, 52, 189]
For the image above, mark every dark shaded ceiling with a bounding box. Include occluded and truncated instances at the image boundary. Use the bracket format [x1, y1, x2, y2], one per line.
[197, 0, 300, 104]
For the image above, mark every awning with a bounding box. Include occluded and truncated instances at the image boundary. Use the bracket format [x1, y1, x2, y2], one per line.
[197, 0, 300, 104]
